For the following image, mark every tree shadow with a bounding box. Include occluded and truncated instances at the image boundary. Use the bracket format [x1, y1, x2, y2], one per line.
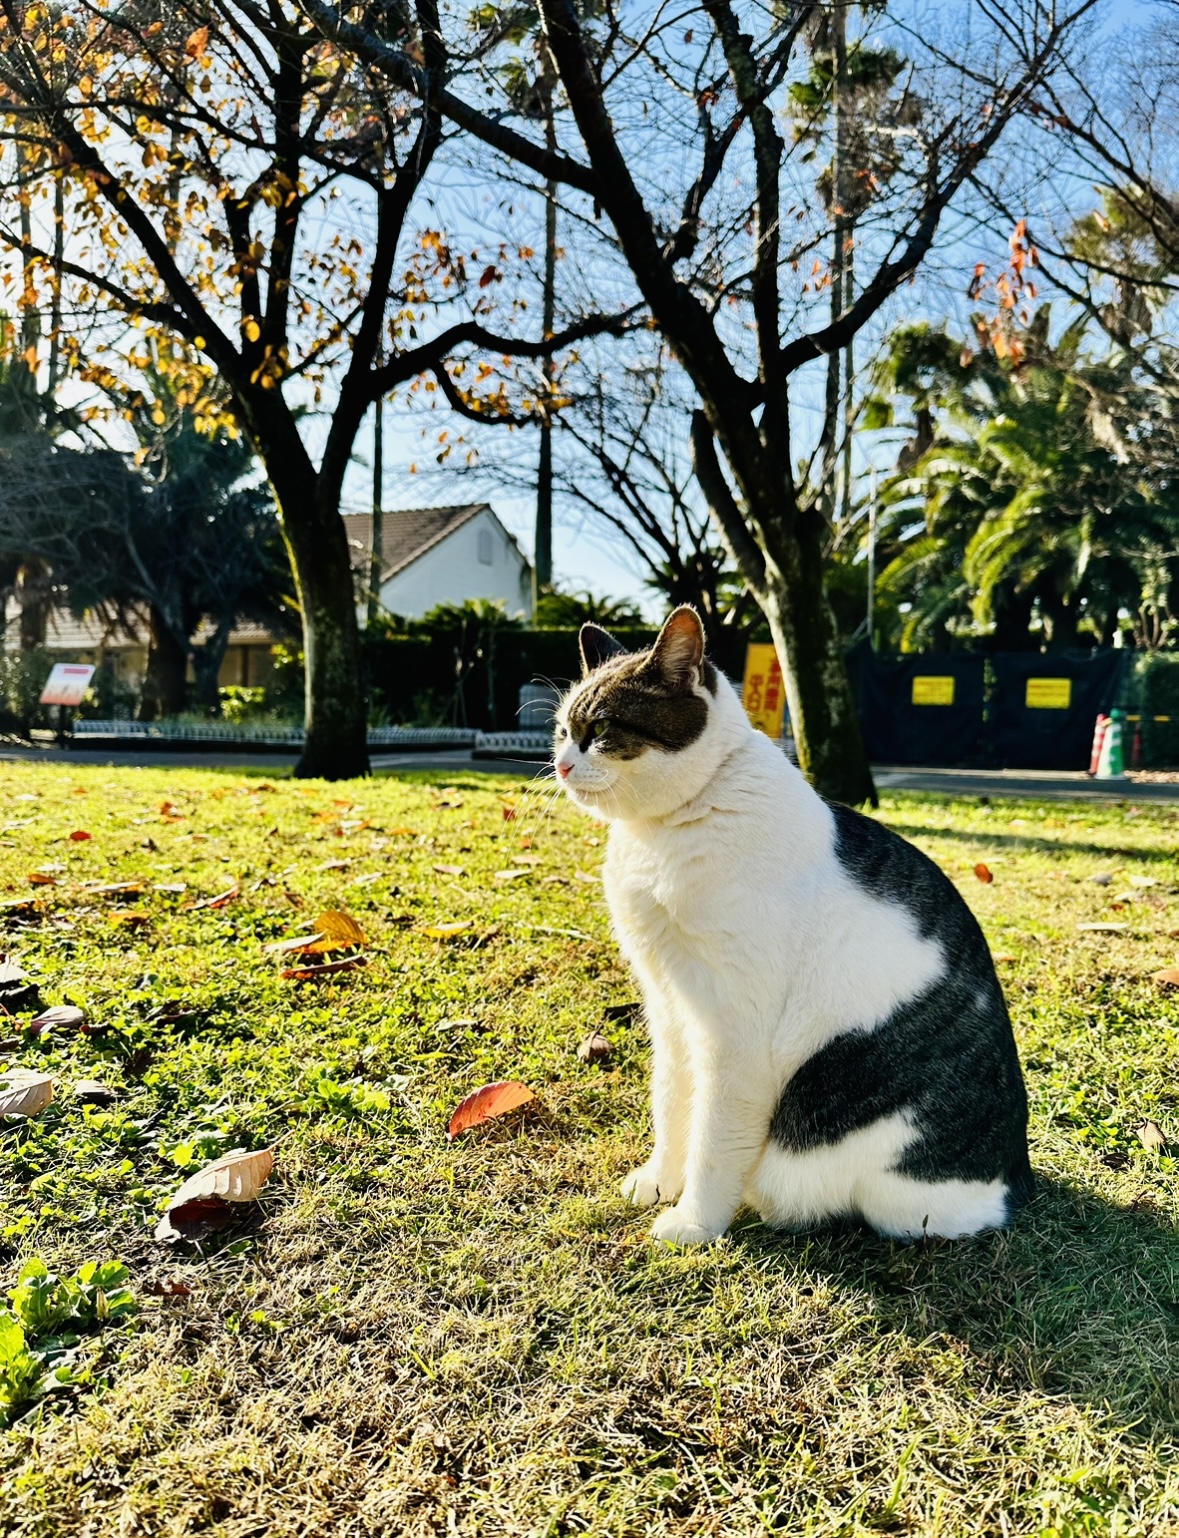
[733, 1177, 1179, 1442]
[884, 820, 1165, 865]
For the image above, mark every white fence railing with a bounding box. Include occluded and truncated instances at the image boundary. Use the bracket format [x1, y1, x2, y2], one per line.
[72, 720, 478, 749]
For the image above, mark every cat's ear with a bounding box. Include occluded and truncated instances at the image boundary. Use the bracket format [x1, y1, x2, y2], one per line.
[650, 606, 705, 689]
[579, 622, 627, 676]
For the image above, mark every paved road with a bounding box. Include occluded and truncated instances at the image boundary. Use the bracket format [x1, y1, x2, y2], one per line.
[1, 744, 1177, 801]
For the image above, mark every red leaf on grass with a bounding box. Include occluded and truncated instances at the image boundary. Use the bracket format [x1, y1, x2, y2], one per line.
[974, 863, 994, 883]
[69, 830, 92, 842]
[447, 1080, 536, 1140]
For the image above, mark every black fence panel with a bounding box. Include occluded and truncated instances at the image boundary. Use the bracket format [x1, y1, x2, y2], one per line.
[851, 650, 987, 766]
[989, 650, 1126, 770]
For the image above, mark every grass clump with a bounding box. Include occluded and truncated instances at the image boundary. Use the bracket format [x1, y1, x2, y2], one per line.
[0, 764, 1176, 1535]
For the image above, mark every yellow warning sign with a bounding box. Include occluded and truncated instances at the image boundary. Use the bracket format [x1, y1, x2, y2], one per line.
[911, 676, 955, 706]
[742, 644, 786, 738]
[1026, 678, 1072, 710]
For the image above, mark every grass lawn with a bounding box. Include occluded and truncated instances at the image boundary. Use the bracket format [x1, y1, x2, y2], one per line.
[0, 762, 1177, 1537]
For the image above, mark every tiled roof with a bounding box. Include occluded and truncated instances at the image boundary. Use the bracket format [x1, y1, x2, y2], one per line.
[342, 503, 489, 581]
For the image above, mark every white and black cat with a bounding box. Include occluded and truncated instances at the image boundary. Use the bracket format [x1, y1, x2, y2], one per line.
[553, 606, 1033, 1245]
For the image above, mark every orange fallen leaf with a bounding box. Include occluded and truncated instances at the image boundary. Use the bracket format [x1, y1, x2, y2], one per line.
[502, 804, 517, 821]
[447, 1080, 536, 1140]
[974, 863, 994, 883]
[69, 830, 92, 842]
[992, 952, 1017, 964]
[1151, 968, 1179, 988]
[0, 1070, 54, 1118]
[27, 872, 56, 886]
[317, 909, 367, 947]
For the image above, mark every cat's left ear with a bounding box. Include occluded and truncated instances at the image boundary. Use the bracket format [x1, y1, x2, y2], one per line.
[650, 606, 705, 689]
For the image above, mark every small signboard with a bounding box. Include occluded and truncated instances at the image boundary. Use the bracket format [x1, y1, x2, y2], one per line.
[1025, 678, 1072, 710]
[39, 663, 96, 708]
[911, 675, 955, 706]
[742, 644, 786, 738]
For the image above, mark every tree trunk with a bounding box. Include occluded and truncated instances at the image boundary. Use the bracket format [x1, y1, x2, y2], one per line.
[16, 557, 50, 652]
[192, 615, 233, 713]
[273, 482, 369, 779]
[991, 582, 1035, 650]
[138, 603, 188, 720]
[763, 510, 877, 808]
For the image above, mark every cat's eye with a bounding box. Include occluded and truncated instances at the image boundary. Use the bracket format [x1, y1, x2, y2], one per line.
[556, 724, 568, 740]
[587, 719, 609, 742]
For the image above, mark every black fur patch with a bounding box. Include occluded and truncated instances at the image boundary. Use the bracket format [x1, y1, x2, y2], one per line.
[770, 803, 1034, 1215]
[566, 650, 709, 758]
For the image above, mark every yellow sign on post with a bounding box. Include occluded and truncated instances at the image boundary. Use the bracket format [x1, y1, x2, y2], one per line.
[1026, 678, 1072, 710]
[912, 676, 955, 706]
[742, 644, 786, 738]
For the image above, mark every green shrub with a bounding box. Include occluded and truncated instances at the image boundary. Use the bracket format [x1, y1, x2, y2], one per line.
[1133, 654, 1179, 767]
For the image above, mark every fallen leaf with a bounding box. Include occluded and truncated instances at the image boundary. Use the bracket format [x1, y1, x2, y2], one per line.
[390, 827, 418, 837]
[974, 863, 994, 883]
[1151, 968, 1179, 988]
[185, 24, 209, 58]
[87, 880, 149, 896]
[1129, 875, 1157, 889]
[574, 870, 599, 885]
[577, 1031, 612, 1063]
[318, 859, 350, 872]
[281, 955, 367, 981]
[69, 830, 92, 842]
[317, 909, 367, 947]
[0, 1069, 54, 1118]
[1078, 922, 1129, 933]
[145, 1274, 192, 1296]
[494, 869, 530, 882]
[188, 882, 240, 910]
[27, 872, 55, 886]
[264, 931, 326, 955]
[447, 1080, 536, 1140]
[1089, 873, 1114, 886]
[28, 1004, 86, 1033]
[992, 952, 1017, 964]
[111, 911, 150, 928]
[153, 882, 188, 895]
[502, 804, 517, 821]
[155, 1147, 273, 1242]
[73, 1079, 118, 1105]
[1137, 1119, 1168, 1149]
[424, 921, 473, 939]
[432, 864, 465, 878]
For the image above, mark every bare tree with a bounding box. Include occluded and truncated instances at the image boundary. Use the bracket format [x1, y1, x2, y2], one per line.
[303, 0, 1099, 803]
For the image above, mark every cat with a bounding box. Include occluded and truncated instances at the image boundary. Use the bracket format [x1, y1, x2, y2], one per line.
[553, 606, 1034, 1245]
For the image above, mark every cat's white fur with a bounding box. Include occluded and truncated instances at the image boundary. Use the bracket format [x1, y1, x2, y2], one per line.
[555, 635, 1007, 1245]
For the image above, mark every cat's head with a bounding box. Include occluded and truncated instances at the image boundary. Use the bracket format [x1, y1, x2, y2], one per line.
[553, 606, 737, 820]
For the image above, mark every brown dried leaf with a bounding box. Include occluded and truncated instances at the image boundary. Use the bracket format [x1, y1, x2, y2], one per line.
[27, 872, 56, 886]
[0, 1070, 54, 1118]
[185, 24, 209, 57]
[447, 1080, 536, 1140]
[166, 1147, 273, 1210]
[188, 882, 240, 911]
[29, 1004, 86, 1033]
[432, 864, 465, 878]
[281, 955, 367, 981]
[577, 1031, 612, 1064]
[69, 830, 92, 842]
[974, 863, 994, 884]
[73, 1079, 117, 1106]
[1151, 967, 1179, 988]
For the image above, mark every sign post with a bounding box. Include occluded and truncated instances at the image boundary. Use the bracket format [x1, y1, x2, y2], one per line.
[39, 663, 96, 748]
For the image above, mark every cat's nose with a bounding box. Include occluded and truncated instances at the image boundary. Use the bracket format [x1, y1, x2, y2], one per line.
[557, 762, 572, 780]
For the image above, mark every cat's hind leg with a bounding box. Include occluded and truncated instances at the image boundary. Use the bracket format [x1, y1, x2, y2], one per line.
[854, 1168, 1011, 1240]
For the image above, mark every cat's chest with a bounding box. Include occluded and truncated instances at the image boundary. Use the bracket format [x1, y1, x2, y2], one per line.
[603, 827, 726, 946]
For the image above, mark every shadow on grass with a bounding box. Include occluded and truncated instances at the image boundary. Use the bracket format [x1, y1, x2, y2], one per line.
[734, 1177, 1179, 1442]
[884, 820, 1169, 865]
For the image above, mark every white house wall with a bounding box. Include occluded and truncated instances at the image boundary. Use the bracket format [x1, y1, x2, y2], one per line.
[375, 508, 533, 621]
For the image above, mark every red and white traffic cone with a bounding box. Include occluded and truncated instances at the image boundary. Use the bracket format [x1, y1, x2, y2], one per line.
[1088, 714, 1109, 777]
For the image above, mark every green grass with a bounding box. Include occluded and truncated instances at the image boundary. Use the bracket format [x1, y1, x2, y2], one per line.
[0, 763, 1177, 1536]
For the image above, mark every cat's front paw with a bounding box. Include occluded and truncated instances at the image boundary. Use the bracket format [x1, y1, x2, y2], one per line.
[621, 1163, 675, 1208]
[650, 1206, 724, 1246]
